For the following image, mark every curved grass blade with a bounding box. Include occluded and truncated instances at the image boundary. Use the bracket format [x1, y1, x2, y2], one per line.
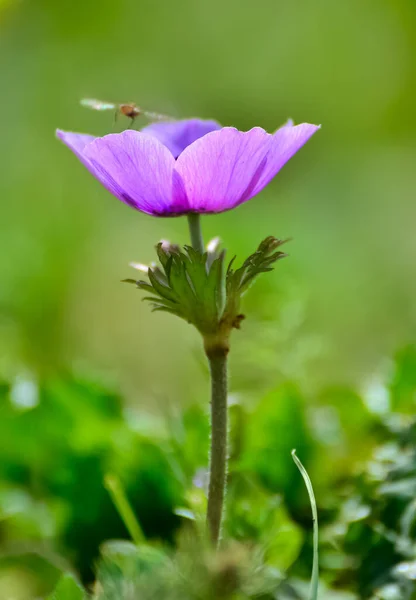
[291, 449, 319, 600]
[104, 474, 145, 545]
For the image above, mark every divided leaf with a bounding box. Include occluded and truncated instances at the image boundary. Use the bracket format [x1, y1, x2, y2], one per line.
[126, 236, 287, 336]
[227, 236, 287, 297]
[223, 237, 288, 325]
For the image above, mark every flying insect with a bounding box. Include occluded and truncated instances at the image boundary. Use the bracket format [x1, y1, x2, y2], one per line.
[81, 98, 171, 127]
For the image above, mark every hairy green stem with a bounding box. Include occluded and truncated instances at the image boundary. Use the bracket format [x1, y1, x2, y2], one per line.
[187, 213, 205, 254]
[187, 213, 228, 545]
[206, 352, 228, 546]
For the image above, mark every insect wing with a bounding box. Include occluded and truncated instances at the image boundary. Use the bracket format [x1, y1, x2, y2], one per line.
[81, 98, 116, 111]
[142, 110, 171, 122]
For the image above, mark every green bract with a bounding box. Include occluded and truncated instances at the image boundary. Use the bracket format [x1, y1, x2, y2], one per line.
[124, 236, 287, 352]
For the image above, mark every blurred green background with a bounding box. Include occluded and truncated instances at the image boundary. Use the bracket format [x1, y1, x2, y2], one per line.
[0, 0, 415, 598]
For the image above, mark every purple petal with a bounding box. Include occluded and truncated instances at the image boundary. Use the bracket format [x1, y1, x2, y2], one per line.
[141, 119, 222, 158]
[57, 129, 131, 202]
[61, 129, 190, 215]
[173, 123, 319, 213]
[56, 130, 96, 168]
[247, 122, 320, 200]
[82, 130, 184, 215]
[174, 127, 272, 213]
[57, 121, 319, 218]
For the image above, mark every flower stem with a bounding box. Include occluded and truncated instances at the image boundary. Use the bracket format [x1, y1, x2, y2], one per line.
[206, 351, 228, 546]
[187, 213, 204, 254]
[187, 212, 227, 545]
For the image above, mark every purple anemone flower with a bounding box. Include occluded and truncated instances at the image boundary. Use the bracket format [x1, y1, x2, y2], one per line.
[57, 118, 319, 217]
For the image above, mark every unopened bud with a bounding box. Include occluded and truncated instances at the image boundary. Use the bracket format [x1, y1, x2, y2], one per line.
[207, 236, 221, 254]
[160, 239, 180, 254]
[129, 262, 149, 273]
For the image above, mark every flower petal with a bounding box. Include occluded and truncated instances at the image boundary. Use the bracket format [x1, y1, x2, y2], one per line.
[56, 130, 96, 167]
[173, 123, 319, 213]
[246, 122, 321, 200]
[174, 127, 272, 213]
[57, 129, 133, 202]
[141, 119, 222, 158]
[82, 130, 183, 215]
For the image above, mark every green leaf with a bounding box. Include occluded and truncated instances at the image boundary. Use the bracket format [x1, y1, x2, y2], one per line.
[148, 268, 178, 303]
[155, 242, 171, 269]
[129, 237, 286, 338]
[136, 280, 155, 294]
[183, 244, 205, 265]
[48, 574, 85, 600]
[227, 236, 287, 296]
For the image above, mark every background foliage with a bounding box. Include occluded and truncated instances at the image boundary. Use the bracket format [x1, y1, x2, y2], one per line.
[0, 0, 415, 598]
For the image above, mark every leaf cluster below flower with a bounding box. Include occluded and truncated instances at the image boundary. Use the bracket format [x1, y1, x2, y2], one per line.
[124, 236, 288, 342]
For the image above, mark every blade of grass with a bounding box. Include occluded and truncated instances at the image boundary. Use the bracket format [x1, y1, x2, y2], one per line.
[104, 473, 145, 545]
[291, 449, 319, 600]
